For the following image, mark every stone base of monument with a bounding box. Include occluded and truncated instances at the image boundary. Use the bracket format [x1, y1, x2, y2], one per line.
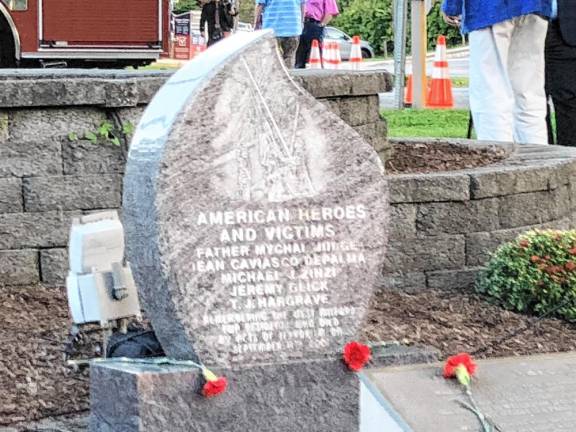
[89, 344, 439, 432]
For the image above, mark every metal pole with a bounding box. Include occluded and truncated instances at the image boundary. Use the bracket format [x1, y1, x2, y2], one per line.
[393, 0, 408, 109]
[411, 0, 427, 108]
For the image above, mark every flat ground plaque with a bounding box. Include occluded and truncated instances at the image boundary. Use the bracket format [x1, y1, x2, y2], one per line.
[363, 352, 576, 432]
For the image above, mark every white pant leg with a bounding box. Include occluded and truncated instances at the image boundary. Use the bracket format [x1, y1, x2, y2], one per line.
[469, 22, 515, 142]
[508, 14, 549, 145]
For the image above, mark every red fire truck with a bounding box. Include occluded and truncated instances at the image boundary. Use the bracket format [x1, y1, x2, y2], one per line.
[0, 0, 171, 68]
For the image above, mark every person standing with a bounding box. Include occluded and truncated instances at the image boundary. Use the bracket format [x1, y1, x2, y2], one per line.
[254, 0, 306, 68]
[546, 0, 576, 145]
[442, 0, 552, 144]
[294, 0, 339, 69]
[201, 0, 235, 47]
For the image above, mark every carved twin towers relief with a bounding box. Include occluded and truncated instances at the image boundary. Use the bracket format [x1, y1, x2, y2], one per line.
[213, 57, 321, 203]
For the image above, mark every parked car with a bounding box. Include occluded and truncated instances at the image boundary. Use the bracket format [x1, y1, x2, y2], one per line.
[324, 27, 374, 60]
[236, 22, 254, 32]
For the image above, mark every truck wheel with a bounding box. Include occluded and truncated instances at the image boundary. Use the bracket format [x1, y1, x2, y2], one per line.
[0, 27, 16, 67]
[361, 48, 372, 59]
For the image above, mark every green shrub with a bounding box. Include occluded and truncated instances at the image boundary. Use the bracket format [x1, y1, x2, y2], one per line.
[173, 0, 200, 14]
[476, 230, 576, 321]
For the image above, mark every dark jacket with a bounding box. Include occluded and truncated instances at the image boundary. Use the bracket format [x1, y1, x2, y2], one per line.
[200, 0, 235, 35]
[558, 0, 576, 46]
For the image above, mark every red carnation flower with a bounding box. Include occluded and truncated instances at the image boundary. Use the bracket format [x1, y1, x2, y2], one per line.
[565, 262, 576, 271]
[201, 367, 227, 398]
[530, 255, 540, 263]
[519, 239, 530, 248]
[569, 248, 576, 256]
[343, 341, 371, 371]
[202, 376, 228, 398]
[443, 353, 476, 386]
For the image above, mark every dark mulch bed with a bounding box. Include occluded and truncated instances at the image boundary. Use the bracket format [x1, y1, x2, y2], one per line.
[0, 285, 90, 427]
[3, 285, 576, 427]
[363, 289, 576, 357]
[385, 141, 507, 174]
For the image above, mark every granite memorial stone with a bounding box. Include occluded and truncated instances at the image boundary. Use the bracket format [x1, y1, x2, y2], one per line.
[92, 30, 388, 431]
[122, 30, 388, 367]
[362, 352, 576, 432]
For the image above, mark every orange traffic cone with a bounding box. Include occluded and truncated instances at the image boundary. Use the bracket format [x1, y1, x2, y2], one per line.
[427, 35, 454, 108]
[404, 74, 413, 106]
[333, 41, 342, 69]
[405, 74, 430, 106]
[349, 35, 362, 70]
[309, 39, 322, 69]
[323, 41, 334, 69]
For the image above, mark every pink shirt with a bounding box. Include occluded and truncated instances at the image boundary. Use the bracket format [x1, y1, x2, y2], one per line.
[305, 0, 339, 21]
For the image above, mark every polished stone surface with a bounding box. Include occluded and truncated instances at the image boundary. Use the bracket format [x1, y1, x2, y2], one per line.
[365, 352, 576, 432]
[123, 30, 388, 367]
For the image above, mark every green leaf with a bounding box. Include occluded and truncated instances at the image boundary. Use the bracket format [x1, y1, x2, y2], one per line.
[97, 121, 114, 138]
[67, 132, 78, 141]
[110, 137, 121, 147]
[122, 122, 135, 136]
[85, 131, 98, 143]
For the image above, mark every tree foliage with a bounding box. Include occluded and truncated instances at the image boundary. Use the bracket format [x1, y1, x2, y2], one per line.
[173, 0, 200, 14]
[174, 0, 253, 23]
[237, 0, 255, 24]
[332, 0, 391, 54]
[333, 0, 463, 55]
[173, 0, 464, 54]
[426, 2, 464, 48]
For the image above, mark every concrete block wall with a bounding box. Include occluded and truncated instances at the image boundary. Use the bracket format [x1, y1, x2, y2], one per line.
[0, 69, 391, 286]
[382, 139, 576, 292]
[292, 70, 391, 160]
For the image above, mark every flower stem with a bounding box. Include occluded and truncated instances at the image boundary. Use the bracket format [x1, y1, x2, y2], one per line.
[458, 388, 503, 432]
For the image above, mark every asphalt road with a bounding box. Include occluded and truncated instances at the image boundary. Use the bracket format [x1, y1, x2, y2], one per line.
[364, 48, 470, 109]
[363, 56, 469, 77]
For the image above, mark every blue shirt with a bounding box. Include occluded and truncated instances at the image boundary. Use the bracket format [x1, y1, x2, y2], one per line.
[442, 0, 553, 33]
[257, 0, 306, 37]
[551, 0, 558, 19]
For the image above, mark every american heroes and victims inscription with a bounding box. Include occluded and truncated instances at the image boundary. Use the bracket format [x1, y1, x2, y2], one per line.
[193, 205, 368, 360]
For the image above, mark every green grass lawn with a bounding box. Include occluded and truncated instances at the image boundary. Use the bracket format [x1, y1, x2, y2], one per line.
[382, 109, 472, 138]
[451, 76, 469, 88]
[135, 62, 181, 71]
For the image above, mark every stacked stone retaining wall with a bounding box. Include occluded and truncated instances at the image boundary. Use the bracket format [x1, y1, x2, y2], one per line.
[0, 69, 391, 286]
[383, 139, 576, 291]
[4, 71, 572, 292]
